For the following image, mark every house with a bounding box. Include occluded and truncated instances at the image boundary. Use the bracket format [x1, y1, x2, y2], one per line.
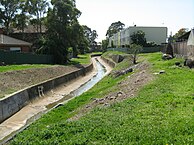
[108, 26, 168, 47]
[177, 31, 191, 42]
[0, 29, 32, 52]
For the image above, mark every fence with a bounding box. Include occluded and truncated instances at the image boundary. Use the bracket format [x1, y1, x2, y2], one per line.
[161, 41, 194, 58]
[171, 41, 194, 58]
[0, 51, 54, 64]
[107, 46, 161, 53]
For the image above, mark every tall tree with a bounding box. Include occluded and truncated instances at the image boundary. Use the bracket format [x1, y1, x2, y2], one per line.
[0, 0, 19, 34]
[13, 0, 30, 33]
[70, 22, 86, 57]
[82, 25, 98, 50]
[28, 0, 49, 33]
[38, 0, 81, 64]
[106, 21, 125, 38]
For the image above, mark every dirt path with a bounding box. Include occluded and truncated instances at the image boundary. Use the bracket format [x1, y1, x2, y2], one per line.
[0, 57, 112, 143]
[69, 61, 154, 121]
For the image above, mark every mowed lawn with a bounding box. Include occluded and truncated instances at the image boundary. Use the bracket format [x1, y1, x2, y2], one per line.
[0, 54, 92, 73]
[10, 52, 194, 144]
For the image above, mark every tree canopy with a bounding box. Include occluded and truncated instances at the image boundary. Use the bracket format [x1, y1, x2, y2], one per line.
[106, 21, 125, 38]
[130, 30, 147, 46]
[173, 28, 189, 39]
[0, 0, 98, 64]
[0, 0, 19, 33]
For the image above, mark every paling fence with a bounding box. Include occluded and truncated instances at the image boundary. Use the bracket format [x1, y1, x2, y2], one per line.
[0, 51, 54, 64]
[162, 41, 194, 58]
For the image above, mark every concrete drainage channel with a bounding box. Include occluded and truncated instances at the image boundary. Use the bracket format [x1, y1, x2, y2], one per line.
[0, 56, 112, 144]
[48, 58, 106, 109]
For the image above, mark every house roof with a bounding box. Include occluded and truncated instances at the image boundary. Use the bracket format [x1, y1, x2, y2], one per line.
[177, 31, 191, 41]
[13, 25, 47, 33]
[187, 29, 194, 46]
[0, 34, 32, 46]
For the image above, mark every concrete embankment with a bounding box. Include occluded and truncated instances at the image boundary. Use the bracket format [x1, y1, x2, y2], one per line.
[0, 55, 115, 144]
[0, 62, 93, 124]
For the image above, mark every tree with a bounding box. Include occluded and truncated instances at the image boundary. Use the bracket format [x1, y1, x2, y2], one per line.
[106, 21, 125, 38]
[70, 22, 88, 57]
[38, 0, 81, 64]
[130, 30, 147, 46]
[28, 0, 49, 33]
[128, 44, 142, 64]
[82, 25, 98, 51]
[101, 39, 109, 52]
[0, 0, 19, 34]
[13, 0, 30, 33]
[173, 28, 188, 39]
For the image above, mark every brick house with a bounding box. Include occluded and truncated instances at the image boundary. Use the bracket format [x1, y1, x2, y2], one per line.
[0, 29, 32, 52]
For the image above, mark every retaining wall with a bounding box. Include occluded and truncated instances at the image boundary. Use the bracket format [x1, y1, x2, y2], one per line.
[101, 56, 116, 68]
[0, 62, 93, 123]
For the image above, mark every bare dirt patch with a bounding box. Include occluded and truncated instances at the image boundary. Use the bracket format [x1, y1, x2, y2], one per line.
[0, 65, 86, 98]
[69, 61, 154, 121]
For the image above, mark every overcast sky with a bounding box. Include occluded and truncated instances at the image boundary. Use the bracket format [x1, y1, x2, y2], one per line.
[76, 0, 194, 42]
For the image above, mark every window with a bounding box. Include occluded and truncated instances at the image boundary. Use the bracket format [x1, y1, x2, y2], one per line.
[10, 47, 21, 52]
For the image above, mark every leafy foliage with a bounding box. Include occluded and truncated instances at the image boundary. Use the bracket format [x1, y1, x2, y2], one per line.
[82, 25, 98, 51]
[0, 0, 19, 33]
[130, 30, 147, 46]
[37, 0, 82, 64]
[101, 39, 109, 51]
[106, 21, 125, 38]
[128, 44, 142, 64]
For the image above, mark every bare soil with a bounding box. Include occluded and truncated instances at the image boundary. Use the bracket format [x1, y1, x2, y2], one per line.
[0, 65, 86, 98]
[69, 61, 154, 121]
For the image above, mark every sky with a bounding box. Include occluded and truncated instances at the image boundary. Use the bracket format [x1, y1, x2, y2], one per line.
[76, 0, 194, 42]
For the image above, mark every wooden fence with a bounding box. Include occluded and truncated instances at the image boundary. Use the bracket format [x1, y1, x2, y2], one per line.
[171, 41, 194, 58]
[0, 51, 54, 64]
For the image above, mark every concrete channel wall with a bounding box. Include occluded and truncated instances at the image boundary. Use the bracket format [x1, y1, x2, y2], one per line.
[101, 56, 116, 68]
[0, 62, 93, 123]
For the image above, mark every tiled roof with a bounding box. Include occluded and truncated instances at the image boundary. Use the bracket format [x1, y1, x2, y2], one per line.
[0, 34, 32, 46]
[13, 25, 47, 33]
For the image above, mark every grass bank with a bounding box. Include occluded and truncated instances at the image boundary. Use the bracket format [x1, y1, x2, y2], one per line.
[10, 52, 194, 144]
[0, 64, 52, 73]
[0, 54, 92, 73]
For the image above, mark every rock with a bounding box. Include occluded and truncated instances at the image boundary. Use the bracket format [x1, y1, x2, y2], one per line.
[159, 70, 165, 74]
[109, 96, 116, 100]
[112, 55, 124, 63]
[54, 103, 64, 108]
[184, 59, 194, 68]
[0, 61, 6, 66]
[113, 68, 133, 78]
[104, 103, 109, 106]
[154, 70, 165, 75]
[117, 91, 123, 97]
[162, 54, 173, 60]
[175, 62, 181, 66]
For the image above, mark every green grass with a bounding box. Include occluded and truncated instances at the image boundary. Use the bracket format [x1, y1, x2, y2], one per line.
[69, 54, 91, 65]
[0, 54, 91, 73]
[10, 52, 194, 144]
[0, 64, 52, 73]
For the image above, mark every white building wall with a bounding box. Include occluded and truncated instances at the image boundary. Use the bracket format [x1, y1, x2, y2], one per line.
[128, 26, 167, 45]
[108, 26, 167, 47]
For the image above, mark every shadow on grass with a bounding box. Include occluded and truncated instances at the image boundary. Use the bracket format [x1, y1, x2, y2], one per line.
[67, 60, 85, 69]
